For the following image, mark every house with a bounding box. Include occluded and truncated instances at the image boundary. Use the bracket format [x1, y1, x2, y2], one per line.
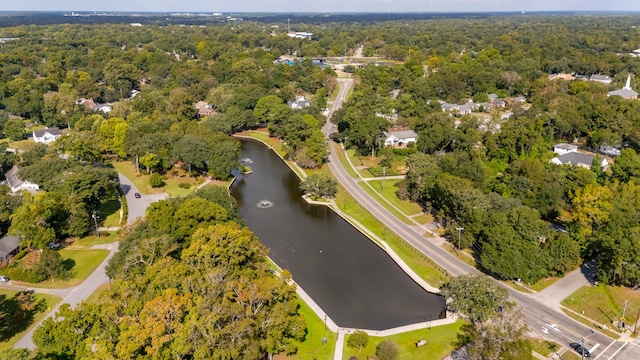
[551, 152, 608, 169]
[0, 235, 20, 263]
[630, 49, 640, 58]
[93, 103, 112, 113]
[600, 145, 622, 157]
[384, 129, 418, 148]
[4, 166, 39, 193]
[193, 101, 215, 117]
[441, 101, 476, 115]
[549, 73, 575, 81]
[553, 143, 579, 155]
[589, 74, 612, 84]
[488, 94, 506, 108]
[32, 127, 62, 144]
[513, 96, 527, 104]
[288, 96, 310, 109]
[607, 74, 638, 100]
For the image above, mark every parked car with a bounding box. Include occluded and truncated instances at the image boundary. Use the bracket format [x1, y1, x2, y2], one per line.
[569, 342, 591, 357]
[134, 192, 141, 198]
[48, 242, 61, 250]
[0, 275, 9, 283]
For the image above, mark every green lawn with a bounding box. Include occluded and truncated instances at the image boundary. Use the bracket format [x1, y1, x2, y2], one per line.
[335, 188, 446, 287]
[561, 284, 640, 333]
[163, 175, 206, 197]
[235, 130, 287, 157]
[342, 320, 464, 360]
[333, 142, 359, 178]
[345, 149, 372, 178]
[530, 338, 561, 357]
[97, 199, 121, 227]
[366, 180, 423, 217]
[6, 139, 37, 151]
[284, 295, 336, 360]
[0, 289, 61, 349]
[113, 161, 164, 195]
[359, 182, 413, 225]
[72, 231, 118, 247]
[24, 249, 110, 289]
[85, 283, 111, 305]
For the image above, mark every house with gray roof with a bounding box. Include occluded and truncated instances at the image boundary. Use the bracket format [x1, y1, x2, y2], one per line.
[33, 127, 62, 144]
[288, 96, 310, 109]
[0, 235, 20, 263]
[553, 143, 579, 155]
[4, 166, 39, 193]
[551, 152, 608, 169]
[589, 74, 612, 84]
[384, 129, 418, 148]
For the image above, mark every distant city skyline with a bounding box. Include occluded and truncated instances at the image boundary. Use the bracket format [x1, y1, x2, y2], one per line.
[3, 1, 639, 14]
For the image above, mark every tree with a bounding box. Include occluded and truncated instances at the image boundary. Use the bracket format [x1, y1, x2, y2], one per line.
[440, 274, 509, 323]
[462, 307, 532, 360]
[149, 172, 164, 188]
[376, 340, 399, 360]
[3, 118, 25, 141]
[139, 152, 160, 174]
[34, 249, 71, 281]
[299, 173, 338, 199]
[347, 330, 369, 352]
[172, 135, 211, 172]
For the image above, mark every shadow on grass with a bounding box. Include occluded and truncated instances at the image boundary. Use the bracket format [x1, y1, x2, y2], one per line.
[63, 258, 76, 271]
[0, 291, 47, 341]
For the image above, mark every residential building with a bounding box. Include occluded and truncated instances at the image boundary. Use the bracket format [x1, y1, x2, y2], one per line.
[551, 152, 608, 169]
[0, 235, 20, 264]
[553, 143, 579, 155]
[600, 145, 622, 157]
[4, 166, 39, 193]
[193, 101, 215, 117]
[33, 127, 62, 144]
[383, 129, 418, 148]
[589, 74, 612, 84]
[288, 96, 310, 109]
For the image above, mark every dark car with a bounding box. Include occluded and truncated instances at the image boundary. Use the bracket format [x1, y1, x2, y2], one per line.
[570, 342, 591, 357]
[134, 192, 141, 198]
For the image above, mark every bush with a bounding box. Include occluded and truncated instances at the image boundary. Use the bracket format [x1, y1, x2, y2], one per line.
[347, 330, 369, 351]
[149, 173, 164, 188]
[392, 147, 417, 156]
[178, 182, 191, 189]
[376, 340, 399, 360]
[1, 265, 47, 283]
[13, 248, 29, 261]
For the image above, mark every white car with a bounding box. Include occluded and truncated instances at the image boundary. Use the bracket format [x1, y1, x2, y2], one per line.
[0, 275, 9, 283]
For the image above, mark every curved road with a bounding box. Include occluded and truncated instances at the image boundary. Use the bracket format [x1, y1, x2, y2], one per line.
[324, 78, 636, 359]
[12, 174, 167, 350]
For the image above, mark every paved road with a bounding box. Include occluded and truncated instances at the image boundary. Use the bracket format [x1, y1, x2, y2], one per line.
[118, 173, 168, 224]
[324, 78, 636, 359]
[12, 174, 167, 350]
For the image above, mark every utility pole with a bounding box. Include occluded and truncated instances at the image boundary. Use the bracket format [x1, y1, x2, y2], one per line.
[633, 306, 640, 334]
[92, 210, 99, 237]
[621, 299, 628, 330]
[135, 154, 140, 174]
[381, 166, 387, 192]
[455, 227, 464, 250]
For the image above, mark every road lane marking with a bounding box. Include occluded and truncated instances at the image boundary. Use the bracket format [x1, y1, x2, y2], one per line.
[607, 341, 627, 359]
[594, 340, 616, 359]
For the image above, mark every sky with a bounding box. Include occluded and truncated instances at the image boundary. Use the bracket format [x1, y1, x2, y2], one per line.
[3, 0, 639, 13]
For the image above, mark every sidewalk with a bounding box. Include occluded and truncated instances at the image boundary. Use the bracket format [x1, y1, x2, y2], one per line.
[533, 262, 595, 310]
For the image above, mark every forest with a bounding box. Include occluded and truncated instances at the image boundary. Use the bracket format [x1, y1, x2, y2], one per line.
[0, 13, 640, 358]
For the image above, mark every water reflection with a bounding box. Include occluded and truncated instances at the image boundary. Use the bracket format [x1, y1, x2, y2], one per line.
[230, 140, 445, 330]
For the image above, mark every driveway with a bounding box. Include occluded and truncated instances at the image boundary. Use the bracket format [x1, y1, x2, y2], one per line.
[117, 173, 168, 224]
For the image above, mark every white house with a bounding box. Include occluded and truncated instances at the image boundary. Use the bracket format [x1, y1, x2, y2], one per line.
[384, 129, 418, 148]
[32, 127, 62, 144]
[288, 96, 310, 109]
[4, 166, 39, 193]
[553, 143, 579, 155]
[589, 74, 612, 84]
[551, 152, 608, 169]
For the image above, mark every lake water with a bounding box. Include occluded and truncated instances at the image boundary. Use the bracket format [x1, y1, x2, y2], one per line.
[230, 140, 445, 330]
